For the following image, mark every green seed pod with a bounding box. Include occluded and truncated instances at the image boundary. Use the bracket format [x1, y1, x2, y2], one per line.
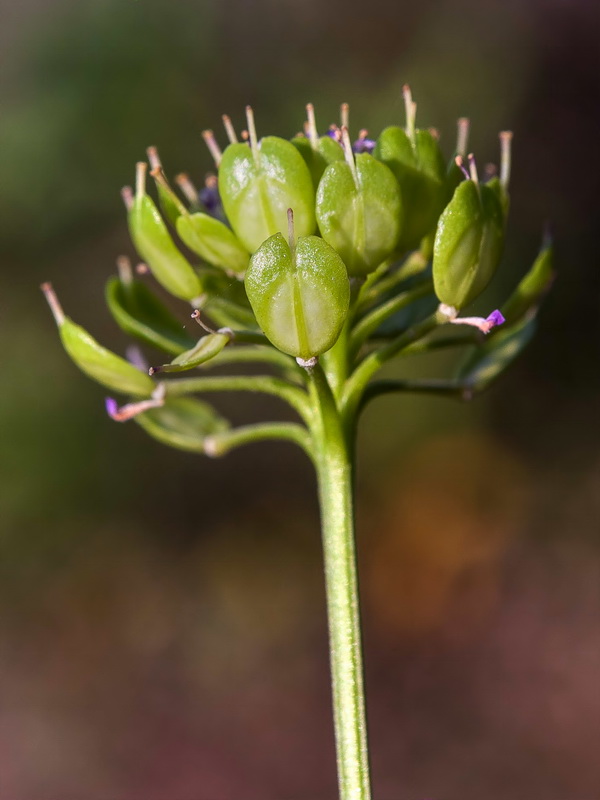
[125, 163, 202, 301]
[374, 127, 446, 251]
[136, 397, 229, 453]
[149, 166, 250, 277]
[374, 87, 446, 252]
[150, 330, 231, 374]
[176, 213, 249, 276]
[433, 165, 505, 310]
[42, 283, 155, 397]
[245, 213, 350, 359]
[106, 259, 196, 356]
[218, 107, 316, 253]
[457, 315, 536, 394]
[499, 239, 554, 327]
[316, 131, 402, 276]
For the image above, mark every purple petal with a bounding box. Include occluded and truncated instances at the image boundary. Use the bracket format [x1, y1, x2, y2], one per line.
[486, 309, 506, 328]
[352, 137, 376, 154]
[105, 397, 119, 419]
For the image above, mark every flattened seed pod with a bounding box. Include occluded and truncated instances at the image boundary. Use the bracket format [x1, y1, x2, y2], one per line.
[433, 157, 505, 310]
[316, 128, 402, 276]
[244, 212, 350, 360]
[126, 163, 202, 302]
[218, 107, 316, 253]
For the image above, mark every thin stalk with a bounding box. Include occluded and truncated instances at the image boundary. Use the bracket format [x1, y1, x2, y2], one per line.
[162, 374, 313, 425]
[201, 344, 302, 375]
[355, 250, 428, 313]
[349, 279, 434, 358]
[308, 364, 371, 800]
[204, 422, 314, 459]
[341, 311, 442, 423]
[321, 318, 350, 401]
[360, 377, 464, 410]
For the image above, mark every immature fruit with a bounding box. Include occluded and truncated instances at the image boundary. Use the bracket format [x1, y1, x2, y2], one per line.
[127, 163, 202, 301]
[218, 109, 316, 253]
[433, 177, 505, 309]
[176, 212, 249, 276]
[245, 228, 350, 360]
[316, 147, 402, 276]
[375, 126, 446, 252]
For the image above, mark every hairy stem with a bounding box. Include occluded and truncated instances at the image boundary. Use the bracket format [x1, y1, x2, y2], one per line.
[308, 364, 371, 800]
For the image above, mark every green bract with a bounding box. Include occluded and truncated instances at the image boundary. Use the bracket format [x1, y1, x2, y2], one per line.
[433, 178, 505, 309]
[127, 164, 202, 301]
[457, 315, 536, 393]
[60, 318, 154, 396]
[316, 153, 402, 276]
[42, 286, 155, 396]
[136, 397, 229, 453]
[245, 231, 350, 359]
[500, 241, 554, 326]
[219, 135, 316, 253]
[105, 274, 196, 356]
[375, 126, 446, 252]
[176, 212, 249, 276]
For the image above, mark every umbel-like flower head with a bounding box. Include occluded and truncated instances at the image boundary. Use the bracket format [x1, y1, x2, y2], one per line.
[42, 87, 554, 455]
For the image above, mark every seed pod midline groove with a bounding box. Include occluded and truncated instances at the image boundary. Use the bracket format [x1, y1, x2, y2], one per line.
[218, 136, 316, 253]
[245, 232, 350, 359]
[316, 153, 403, 276]
[433, 179, 505, 309]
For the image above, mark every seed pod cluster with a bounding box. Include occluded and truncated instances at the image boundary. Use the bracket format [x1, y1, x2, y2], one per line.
[43, 90, 546, 455]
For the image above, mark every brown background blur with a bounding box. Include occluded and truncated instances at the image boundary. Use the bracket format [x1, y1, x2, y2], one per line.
[1, 1, 599, 798]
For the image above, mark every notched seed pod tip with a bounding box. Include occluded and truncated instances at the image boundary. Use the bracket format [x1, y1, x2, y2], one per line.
[245, 209, 350, 359]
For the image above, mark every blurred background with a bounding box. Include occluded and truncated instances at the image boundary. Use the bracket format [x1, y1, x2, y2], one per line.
[1, 0, 599, 798]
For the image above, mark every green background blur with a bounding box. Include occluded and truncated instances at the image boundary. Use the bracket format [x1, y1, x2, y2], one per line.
[1, 1, 599, 798]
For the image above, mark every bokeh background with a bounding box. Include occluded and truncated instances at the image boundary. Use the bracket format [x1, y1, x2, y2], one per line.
[1, 1, 599, 798]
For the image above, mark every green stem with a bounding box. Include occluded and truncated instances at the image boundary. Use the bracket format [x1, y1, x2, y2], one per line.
[205, 422, 314, 458]
[308, 364, 371, 800]
[161, 374, 313, 425]
[321, 317, 350, 401]
[203, 344, 302, 375]
[355, 250, 428, 313]
[360, 377, 465, 410]
[341, 311, 442, 423]
[349, 279, 434, 359]
[359, 330, 478, 357]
